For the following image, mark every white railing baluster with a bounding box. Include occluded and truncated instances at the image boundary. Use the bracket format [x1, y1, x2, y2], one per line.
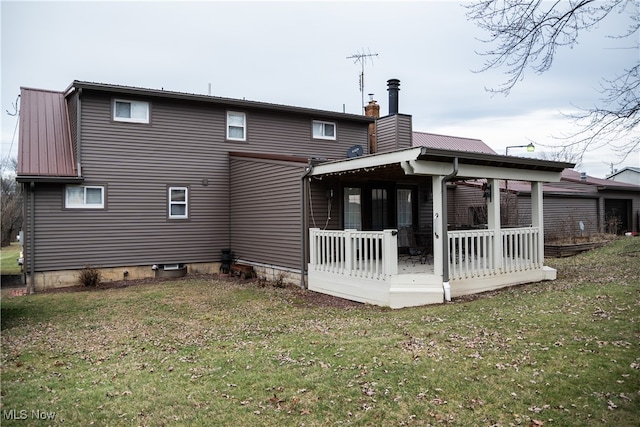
[445, 227, 540, 280]
[308, 229, 397, 281]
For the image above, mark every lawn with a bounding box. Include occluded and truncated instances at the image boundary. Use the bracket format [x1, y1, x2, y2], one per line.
[1, 238, 639, 426]
[0, 242, 22, 275]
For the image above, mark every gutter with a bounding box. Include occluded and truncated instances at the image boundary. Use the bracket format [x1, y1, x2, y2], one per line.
[441, 157, 459, 302]
[300, 162, 314, 289]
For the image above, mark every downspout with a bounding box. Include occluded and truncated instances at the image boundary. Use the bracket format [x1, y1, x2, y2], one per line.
[29, 182, 35, 294]
[441, 157, 458, 302]
[300, 162, 314, 289]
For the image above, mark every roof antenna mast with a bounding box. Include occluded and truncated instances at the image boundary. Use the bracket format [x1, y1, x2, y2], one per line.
[346, 49, 379, 114]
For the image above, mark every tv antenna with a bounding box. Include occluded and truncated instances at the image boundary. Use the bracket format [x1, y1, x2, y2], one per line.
[346, 49, 378, 113]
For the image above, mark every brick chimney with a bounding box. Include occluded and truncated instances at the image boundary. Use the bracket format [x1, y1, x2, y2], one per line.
[364, 94, 380, 153]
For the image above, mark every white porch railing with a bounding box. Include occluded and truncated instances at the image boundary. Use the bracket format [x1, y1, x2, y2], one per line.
[447, 227, 541, 280]
[500, 227, 542, 272]
[310, 227, 541, 283]
[448, 229, 495, 280]
[309, 228, 398, 280]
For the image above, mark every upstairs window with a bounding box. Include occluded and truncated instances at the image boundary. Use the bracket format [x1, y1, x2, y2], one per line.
[66, 185, 104, 209]
[113, 99, 149, 123]
[312, 120, 336, 140]
[169, 187, 188, 219]
[227, 111, 246, 141]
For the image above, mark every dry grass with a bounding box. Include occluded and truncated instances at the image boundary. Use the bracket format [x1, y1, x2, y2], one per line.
[1, 238, 639, 426]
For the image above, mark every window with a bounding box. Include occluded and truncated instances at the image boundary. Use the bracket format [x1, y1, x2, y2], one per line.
[371, 188, 388, 230]
[343, 187, 361, 230]
[113, 99, 149, 123]
[312, 120, 336, 140]
[397, 188, 413, 228]
[169, 187, 188, 219]
[227, 111, 246, 141]
[66, 185, 104, 209]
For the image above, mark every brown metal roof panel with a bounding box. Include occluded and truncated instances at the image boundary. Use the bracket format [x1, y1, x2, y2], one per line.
[17, 88, 76, 179]
[412, 131, 497, 154]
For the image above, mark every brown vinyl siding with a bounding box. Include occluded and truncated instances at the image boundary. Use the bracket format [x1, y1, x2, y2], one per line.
[26, 88, 371, 272]
[31, 94, 231, 271]
[229, 156, 306, 269]
[309, 181, 339, 231]
[543, 196, 599, 239]
[375, 114, 413, 153]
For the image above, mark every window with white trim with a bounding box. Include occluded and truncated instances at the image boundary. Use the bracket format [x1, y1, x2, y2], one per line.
[65, 185, 104, 209]
[312, 120, 336, 140]
[113, 99, 149, 123]
[226, 111, 246, 141]
[169, 187, 188, 219]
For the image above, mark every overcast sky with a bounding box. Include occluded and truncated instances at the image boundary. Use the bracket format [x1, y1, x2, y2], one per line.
[2, 0, 638, 178]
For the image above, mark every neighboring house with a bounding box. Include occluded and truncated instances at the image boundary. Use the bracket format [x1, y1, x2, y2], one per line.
[18, 79, 575, 308]
[409, 135, 640, 238]
[448, 172, 640, 240]
[607, 166, 640, 186]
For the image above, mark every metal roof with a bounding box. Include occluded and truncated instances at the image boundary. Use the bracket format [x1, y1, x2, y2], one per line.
[561, 169, 640, 192]
[310, 146, 574, 180]
[416, 148, 574, 172]
[16, 87, 79, 182]
[412, 131, 496, 154]
[70, 80, 374, 123]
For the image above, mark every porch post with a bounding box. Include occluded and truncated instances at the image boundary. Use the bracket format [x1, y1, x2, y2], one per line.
[383, 229, 398, 276]
[309, 228, 319, 270]
[531, 181, 544, 265]
[487, 178, 502, 271]
[345, 229, 354, 273]
[432, 176, 444, 277]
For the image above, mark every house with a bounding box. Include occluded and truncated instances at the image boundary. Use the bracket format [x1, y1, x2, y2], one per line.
[17, 81, 373, 291]
[607, 166, 640, 186]
[17, 79, 575, 307]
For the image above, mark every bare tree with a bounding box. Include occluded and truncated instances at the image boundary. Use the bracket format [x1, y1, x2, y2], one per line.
[466, 0, 639, 163]
[1, 158, 22, 247]
[538, 143, 582, 167]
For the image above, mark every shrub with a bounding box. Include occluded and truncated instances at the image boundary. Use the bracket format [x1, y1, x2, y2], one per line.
[78, 265, 101, 287]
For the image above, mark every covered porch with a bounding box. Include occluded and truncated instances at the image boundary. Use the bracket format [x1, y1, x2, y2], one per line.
[303, 147, 572, 308]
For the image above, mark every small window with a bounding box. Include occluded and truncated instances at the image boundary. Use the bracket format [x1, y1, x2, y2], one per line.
[66, 185, 104, 209]
[227, 111, 246, 141]
[169, 187, 188, 219]
[113, 99, 149, 123]
[312, 120, 336, 140]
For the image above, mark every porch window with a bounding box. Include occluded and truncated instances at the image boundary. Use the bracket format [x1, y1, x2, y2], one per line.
[397, 188, 413, 227]
[169, 187, 188, 219]
[65, 185, 104, 209]
[371, 188, 388, 230]
[343, 187, 361, 230]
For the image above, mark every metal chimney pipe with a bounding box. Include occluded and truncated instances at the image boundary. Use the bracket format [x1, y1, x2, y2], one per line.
[387, 79, 400, 115]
